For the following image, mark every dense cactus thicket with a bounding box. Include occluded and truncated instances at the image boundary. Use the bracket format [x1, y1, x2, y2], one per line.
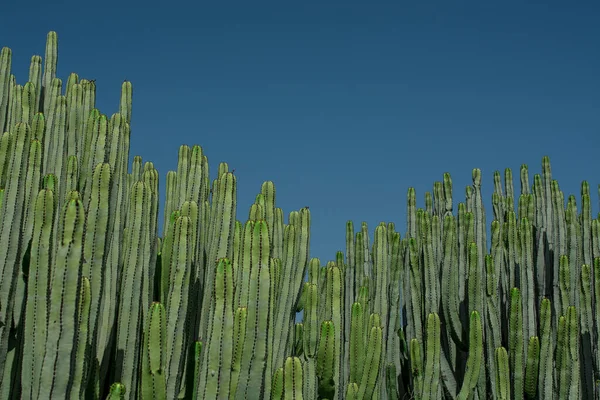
[0, 32, 599, 400]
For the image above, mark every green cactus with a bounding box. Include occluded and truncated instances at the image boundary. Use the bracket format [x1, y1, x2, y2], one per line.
[2, 32, 600, 400]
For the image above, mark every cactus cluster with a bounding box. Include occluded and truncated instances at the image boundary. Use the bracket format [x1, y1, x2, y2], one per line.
[0, 32, 599, 400]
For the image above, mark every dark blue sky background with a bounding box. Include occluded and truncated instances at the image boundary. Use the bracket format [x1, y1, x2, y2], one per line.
[2, 1, 598, 263]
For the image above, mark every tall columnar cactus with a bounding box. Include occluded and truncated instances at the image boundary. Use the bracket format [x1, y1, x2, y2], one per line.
[2, 32, 600, 400]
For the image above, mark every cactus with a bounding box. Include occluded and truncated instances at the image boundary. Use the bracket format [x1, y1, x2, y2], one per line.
[1, 31, 600, 400]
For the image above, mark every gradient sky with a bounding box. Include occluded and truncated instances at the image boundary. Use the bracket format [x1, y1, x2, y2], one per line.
[1, 1, 599, 263]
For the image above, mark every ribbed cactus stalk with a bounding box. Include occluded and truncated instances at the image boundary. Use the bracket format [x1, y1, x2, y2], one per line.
[234, 220, 273, 400]
[39, 194, 86, 399]
[456, 311, 483, 400]
[3, 32, 600, 400]
[141, 302, 167, 400]
[316, 320, 336, 399]
[20, 188, 54, 399]
[421, 313, 440, 400]
[197, 258, 235, 399]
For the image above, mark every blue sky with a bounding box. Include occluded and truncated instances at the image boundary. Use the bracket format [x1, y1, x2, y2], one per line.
[1, 1, 599, 263]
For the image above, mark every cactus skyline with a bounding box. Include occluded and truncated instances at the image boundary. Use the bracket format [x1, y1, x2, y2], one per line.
[0, 4, 599, 399]
[1, 3, 597, 265]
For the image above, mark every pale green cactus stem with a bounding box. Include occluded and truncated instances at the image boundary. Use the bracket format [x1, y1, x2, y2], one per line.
[471, 169, 487, 282]
[271, 367, 284, 400]
[519, 218, 537, 345]
[504, 168, 515, 213]
[523, 336, 539, 398]
[272, 206, 285, 260]
[358, 326, 383, 399]
[21, 188, 55, 399]
[421, 214, 439, 319]
[316, 320, 336, 400]
[441, 216, 464, 350]
[65, 72, 78, 104]
[593, 221, 600, 261]
[39, 194, 85, 398]
[260, 181, 275, 245]
[348, 302, 364, 386]
[175, 145, 191, 207]
[0, 46, 11, 133]
[580, 182, 592, 267]
[494, 347, 510, 400]
[557, 306, 580, 399]
[42, 31, 58, 115]
[235, 220, 273, 400]
[140, 302, 167, 400]
[272, 207, 310, 377]
[359, 222, 371, 284]
[484, 254, 502, 400]
[165, 215, 194, 398]
[4, 75, 15, 130]
[41, 78, 62, 175]
[386, 232, 402, 379]
[115, 181, 153, 400]
[323, 262, 343, 399]
[21, 138, 43, 261]
[505, 212, 518, 302]
[65, 155, 78, 193]
[409, 339, 423, 400]
[580, 263, 595, 398]
[425, 191, 433, 215]
[190, 341, 203, 400]
[294, 325, 304, 356]
[50, 95, 69, 205]
[79, 162, 110, 396]
[421, 313, 440, 400]
[558, 255, 570, 317]
[11, 83, 24, 127]
[354, 232, 366, 295]
[66, 82, 83, 164]
[303, 283, 319, 358]
[552, 180, 568, 319]
[81, 114, 108, 205]
[160, 210, 180, 304]
[198, 258, 234, 399]
[566, 196, 582, 309]
[22, 81, 36, 125]
[508, 288, 524, 400]
[556, 315, 568, 393]
[537, 298, 553, 399]
[69, 276, 92, 399]
[232, 220, 243, 277]
[456, 311, 483, 400]
[408, 238, 423, 345]
[566, 306, 581, 396]
[0, 122, 31, 384]
[345, 382, 359, 399]
[343, 222, 356, 382]
[0, 131, 12, 186]
[595, 259, 600, 377]
[198, 171, 237, 340]
[229, 306, 248, 398]
[162, 171, 177, 236]
[283, 357, 303, 400]
[456, 203, 467, 305]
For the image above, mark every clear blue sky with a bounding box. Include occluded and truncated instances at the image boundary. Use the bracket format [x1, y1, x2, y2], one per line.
[2, 1, 599, 263]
